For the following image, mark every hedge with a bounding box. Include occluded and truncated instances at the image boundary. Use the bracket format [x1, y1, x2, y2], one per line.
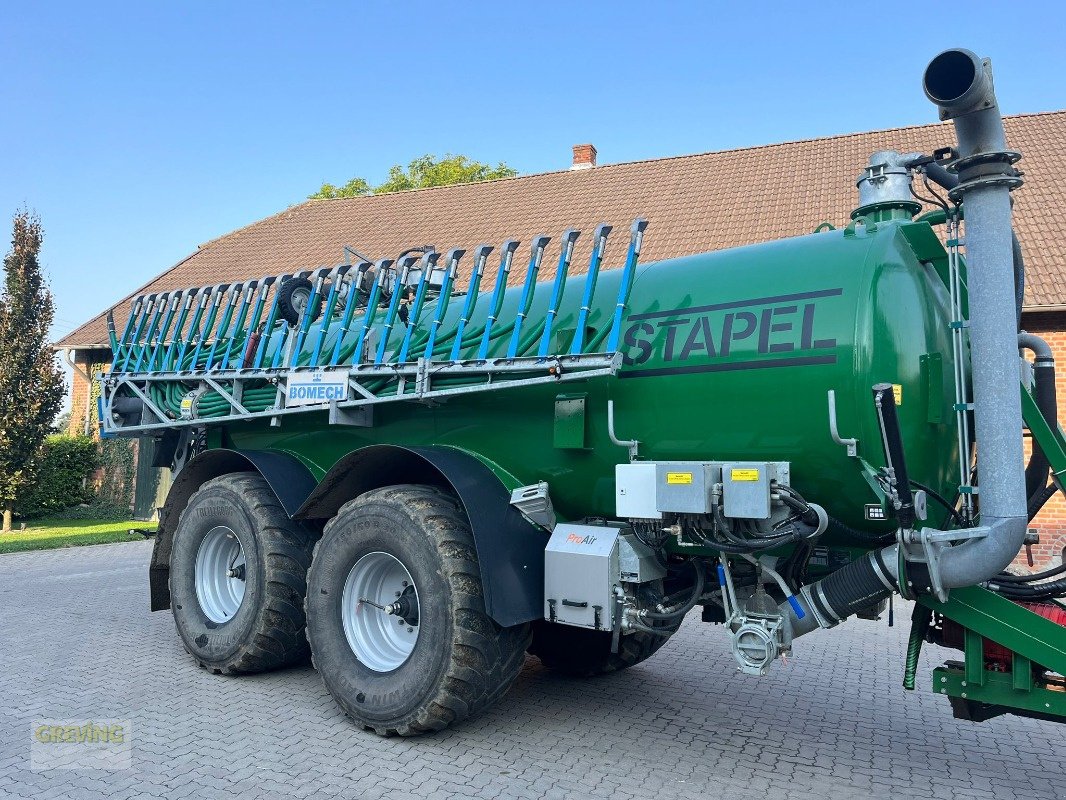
[14, 435, 101, 518]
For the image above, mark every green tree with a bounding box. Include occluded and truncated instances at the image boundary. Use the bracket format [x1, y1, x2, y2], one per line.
[309, 154, 517, 199]
[0, 212, 64, 530]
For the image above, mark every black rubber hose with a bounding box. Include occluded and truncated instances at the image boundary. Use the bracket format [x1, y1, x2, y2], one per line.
[641, 561, 706, 620]
[1012, 231, 1025, 330]
[1022, 340, 1057, 503]
[827, 515, 895, 545]
[909, 479, 965, 527]
[993, 561, 1066, 583]
[812, 551, 894, 623]
[989, 581, 1066, 601]
[1028, 483, 1058, 519]
[873, 383, 916, 528]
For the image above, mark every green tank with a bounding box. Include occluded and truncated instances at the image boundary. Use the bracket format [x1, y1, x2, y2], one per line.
[97, 47, 1066, 735]
[226, 215, 958, 537]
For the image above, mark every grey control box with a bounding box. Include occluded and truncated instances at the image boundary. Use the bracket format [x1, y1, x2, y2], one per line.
[654, 462, 719, 514]
[615, 463, 662, 519]
[722, 461, 789, 519]
[544, 523, 619, 630]
[544, 523, 664, 630]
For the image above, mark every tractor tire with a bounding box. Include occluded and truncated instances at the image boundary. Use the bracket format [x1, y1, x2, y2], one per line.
[276, 277, 322, 326]
[528, 622, 670, 677]
[305, 485, 531, 736]
[169, 473, 315, 675]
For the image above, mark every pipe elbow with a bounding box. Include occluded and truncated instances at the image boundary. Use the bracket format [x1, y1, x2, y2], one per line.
[939, 514, 1028, 588]
[923, 49, 996, 118]
[1019, 331, 1054, 361]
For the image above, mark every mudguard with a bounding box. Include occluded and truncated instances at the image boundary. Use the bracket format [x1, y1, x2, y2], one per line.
[149, 448, 316, 611]
[296, 444, 548, 628]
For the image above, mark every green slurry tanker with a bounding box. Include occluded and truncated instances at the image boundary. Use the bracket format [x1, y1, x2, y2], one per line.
[100, 49, 1066, 734]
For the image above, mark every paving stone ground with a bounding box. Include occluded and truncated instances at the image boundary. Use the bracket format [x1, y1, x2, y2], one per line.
[0, 541, 1062, 799]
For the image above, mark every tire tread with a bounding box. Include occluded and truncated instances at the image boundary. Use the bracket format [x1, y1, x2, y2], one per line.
[308, 484, 531, 736]
[173, 472, 315, 675]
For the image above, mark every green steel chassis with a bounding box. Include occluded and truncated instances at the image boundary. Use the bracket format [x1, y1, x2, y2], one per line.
[906, 385, 1066, 723]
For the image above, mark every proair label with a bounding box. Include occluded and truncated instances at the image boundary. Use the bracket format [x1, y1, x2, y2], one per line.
[666, 472, 693, 485]
[730, 468, 760, 482]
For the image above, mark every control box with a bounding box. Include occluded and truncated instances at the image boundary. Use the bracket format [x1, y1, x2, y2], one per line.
[544, 523, 664, 630]
[615, 460, 791, 520]
[615, 463, 662, 519]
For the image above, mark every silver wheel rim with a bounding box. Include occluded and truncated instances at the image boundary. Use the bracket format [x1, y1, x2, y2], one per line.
[340, 552, 420, 672]
[291, 287, 310, 315]
[194, 526, 247, 623]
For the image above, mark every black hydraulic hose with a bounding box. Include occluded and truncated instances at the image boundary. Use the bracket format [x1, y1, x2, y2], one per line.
[873, 383, 916, 528]
[827, 515, 895, 545]
[641, 561, 706, 620]
[922, 161, 958, 191]
[1028, 484, 1058, 519]
[909, 479, 965, 527]
[1012, 232, 1025, 331]
[993, 561, 1066, 583]
[989, 580, 1066, 600]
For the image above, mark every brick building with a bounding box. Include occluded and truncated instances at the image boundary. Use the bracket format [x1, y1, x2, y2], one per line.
[57, 112, 1066, 563]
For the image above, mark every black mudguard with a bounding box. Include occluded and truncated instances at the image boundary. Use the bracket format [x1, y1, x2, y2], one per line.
[149, 448, 316, 611]
[296, 444, 547, 628]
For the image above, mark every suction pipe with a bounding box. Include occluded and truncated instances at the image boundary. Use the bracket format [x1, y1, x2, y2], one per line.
[782, 49, 1028, 638]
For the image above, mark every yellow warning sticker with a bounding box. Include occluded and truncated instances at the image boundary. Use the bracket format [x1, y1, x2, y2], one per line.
[730, 468, 760, 482]
[666, 472, 693, 485]
[892, 384, 902, 405]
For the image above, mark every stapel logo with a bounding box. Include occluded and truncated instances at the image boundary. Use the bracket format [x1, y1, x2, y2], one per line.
[566, 533, 597, 546]
[619, 288, 842, 378]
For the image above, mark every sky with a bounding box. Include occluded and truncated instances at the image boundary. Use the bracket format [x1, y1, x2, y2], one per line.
[1, 0, 1064, 358]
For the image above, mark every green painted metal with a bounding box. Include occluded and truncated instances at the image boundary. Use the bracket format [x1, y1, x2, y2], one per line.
[933, 666, 1066, 720]
[553, 394, 588, 450]
[1022, 385, 1066, 482]
[919, 586, 1066, 676]
[210, 219, 961, 538]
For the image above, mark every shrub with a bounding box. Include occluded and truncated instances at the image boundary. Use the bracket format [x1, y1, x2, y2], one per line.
[47, 501, 132, 522]
[14, 435, 100, 518]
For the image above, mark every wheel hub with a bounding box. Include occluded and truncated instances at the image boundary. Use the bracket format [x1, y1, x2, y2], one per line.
[341, 552, 420, 672]
[194, 526, 247, 623]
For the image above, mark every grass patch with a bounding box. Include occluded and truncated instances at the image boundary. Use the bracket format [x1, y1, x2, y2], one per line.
[0, 518, 157, 554]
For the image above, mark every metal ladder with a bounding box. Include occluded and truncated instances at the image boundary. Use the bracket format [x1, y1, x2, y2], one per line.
[99, 218, 648, 435]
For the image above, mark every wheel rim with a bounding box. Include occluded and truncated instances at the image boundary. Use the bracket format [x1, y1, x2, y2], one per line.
[341, 552, 420, 672]
[194, 526, 247, 623]
[291, 287, 310, 315]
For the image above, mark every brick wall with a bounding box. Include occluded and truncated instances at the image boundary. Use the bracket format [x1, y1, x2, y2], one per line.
[1017, 312, 1066, 572]
[66, 349, 109, 436]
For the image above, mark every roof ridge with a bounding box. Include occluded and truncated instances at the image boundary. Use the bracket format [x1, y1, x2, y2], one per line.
[55, 108, 1066, 348]
[305, 109, 1066, 204]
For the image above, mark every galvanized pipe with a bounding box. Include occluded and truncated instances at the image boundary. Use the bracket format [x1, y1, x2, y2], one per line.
[781, 48, 1029, 639]
[922, 48, 1027, 587]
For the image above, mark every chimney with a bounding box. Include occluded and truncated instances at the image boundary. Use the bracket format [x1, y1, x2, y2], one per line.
[571, 143, 597, 170]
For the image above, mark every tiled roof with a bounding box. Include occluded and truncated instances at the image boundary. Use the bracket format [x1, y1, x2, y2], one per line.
[58, 111, 1066, 348]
